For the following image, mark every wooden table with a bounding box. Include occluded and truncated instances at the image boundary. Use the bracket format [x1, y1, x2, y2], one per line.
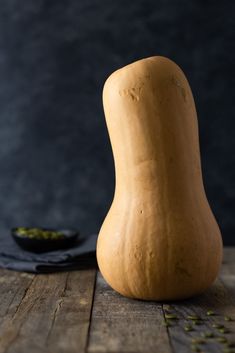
[0, 248, 234, 353]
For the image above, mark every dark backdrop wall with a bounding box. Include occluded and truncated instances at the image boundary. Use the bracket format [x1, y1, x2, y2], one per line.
[0, 0, 234, 244]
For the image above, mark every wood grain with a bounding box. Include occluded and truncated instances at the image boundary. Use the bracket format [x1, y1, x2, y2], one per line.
[162, 279, 235, 353]
[0, 270, 35, 322]
[0, 270, 96, 353]
[220, 246, 235, 333]
[160, 248, 235, 353]
[223, 248, 235, 264]
[0, 247, 234, 353]
[221, 247, 235, 276]
[88, 248, 235, 353]
[87, 272, 172, 353]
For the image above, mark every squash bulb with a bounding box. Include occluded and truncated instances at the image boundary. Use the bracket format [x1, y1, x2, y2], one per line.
[97, 56, 223, 301]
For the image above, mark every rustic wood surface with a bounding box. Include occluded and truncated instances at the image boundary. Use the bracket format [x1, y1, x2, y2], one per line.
[0, 247, 234, 353]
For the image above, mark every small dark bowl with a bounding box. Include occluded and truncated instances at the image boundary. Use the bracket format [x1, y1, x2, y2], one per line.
[11, 227, 79, 253]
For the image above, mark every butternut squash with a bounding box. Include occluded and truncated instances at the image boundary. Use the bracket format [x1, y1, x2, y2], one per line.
[97, 56, 223, 301]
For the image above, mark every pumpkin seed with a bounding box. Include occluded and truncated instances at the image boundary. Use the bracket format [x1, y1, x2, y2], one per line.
[15, 227, 65, 240]
[207, 310, 215, 316]
[187, 315, 201, 320]
[184, 324, 193, 332]
[201, 331, 214, 338]
[165, 314, 178, 320]
[164, 320, 172, 327]
[193, 320, 202, 325]
[191, 338, 206, 345]
[225, 316, 233, 322]
[219, 328, 230, 334]
[212, 323, 225, 329]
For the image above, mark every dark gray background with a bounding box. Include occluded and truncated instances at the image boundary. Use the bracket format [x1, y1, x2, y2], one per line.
[0, 0, 234, 244]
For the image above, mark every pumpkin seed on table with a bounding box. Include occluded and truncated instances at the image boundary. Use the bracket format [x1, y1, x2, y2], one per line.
[216, 336, 228, 343]
[225, 316, 233, 322]
[212, 323, 225, 329]
[184, 324, 193, 332]
[164, 320, 172, 327]
[206, 310, 215, 316]
[219, 328, 230, 334]
[191, 344, 202, 352]
[201, 331, 215, 338]
[165, 314, 178, 320]
[187, 315, 201, 321]
[191, 338, 206, 345]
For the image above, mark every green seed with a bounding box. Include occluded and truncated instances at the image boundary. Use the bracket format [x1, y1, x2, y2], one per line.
[184, 324, 193, 332]
[212, 323, 225, 329]
[219, 328, 229, 334]
[207, 310, 215, 316]
[225, 316, 233, 322]
[191, 345, 201, 352]
[164, 320, 172, 327]
[187, 315, 201, 320]
[17, 227, 27, 235]
[193, 320, 202, 325]
[191, 338, 206, 344]
[216, 336, 228, 343]
[165, 314, 178, 320]
[201, 331, 214, 338]
[15, 227, 65, 240]
[164, 323, 170, 327]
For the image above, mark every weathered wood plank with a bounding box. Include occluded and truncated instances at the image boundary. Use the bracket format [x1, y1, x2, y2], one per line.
[220, 246, 235, 321]
[0, 247, 234, 353]
[46, 270, 96, 353]
[163, 248, 235, 353]
[89, 250, 235, 353]
[87, 272, 172, 353]
[221, 247, 235, 276]
[162, 248, 235, 353]
[162, 279, 235, 353]
[0, 270, 34, 322]
[223, 247, 235, 264]
[0, 270, 96, 353]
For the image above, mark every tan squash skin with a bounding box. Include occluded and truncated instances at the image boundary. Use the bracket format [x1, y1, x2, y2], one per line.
[97, 56, 223, 301]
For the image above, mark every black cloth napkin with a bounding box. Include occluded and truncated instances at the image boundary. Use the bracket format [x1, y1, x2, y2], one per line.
[0, 233, 97, 273]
